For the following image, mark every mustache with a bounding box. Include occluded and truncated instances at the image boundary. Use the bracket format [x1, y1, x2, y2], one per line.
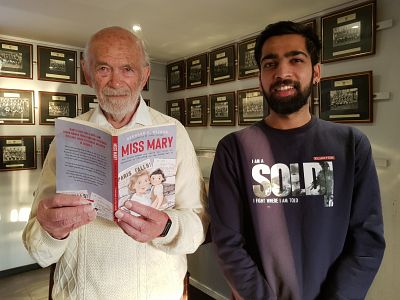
[271, 79, 301, 90]
[102, 87, 131, 96]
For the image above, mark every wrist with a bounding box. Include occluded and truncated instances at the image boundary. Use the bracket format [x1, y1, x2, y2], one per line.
[159, 218, 172, 237]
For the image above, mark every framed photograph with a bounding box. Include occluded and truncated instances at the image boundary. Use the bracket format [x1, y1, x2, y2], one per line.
[41, 135, 54, 166]
[210, 92, 236, 126]
[81, 94, 98, 114]
[186, 96, 208, 127]
[166, 60, 185, 92]
[319, 71, 373, 123]
[143, 78, 149, 91]
[39, 91, 77, 125]
[144, 99, 150, 106]
[298, 18, 317, 34]
[166, 99, 185, 125]
[0, 88, 34, 125]
[210, 44, 236, 85]
[37, 46, 77, 83]
[0, 135, 36, 171]
[0, 39, 33, 79]
[186, 53, 208, 88]
[321, 1, 376, 63]
[80, 52, 88, 85]
[237, 37, 259, 79]
[237, 88, 266, 125]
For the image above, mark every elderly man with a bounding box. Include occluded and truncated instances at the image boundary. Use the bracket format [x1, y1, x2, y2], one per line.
[23, 26, 208, 300]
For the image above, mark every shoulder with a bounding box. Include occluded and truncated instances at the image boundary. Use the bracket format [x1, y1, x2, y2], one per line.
[218, 122, 264, 147]
[75, 110, 94, 121]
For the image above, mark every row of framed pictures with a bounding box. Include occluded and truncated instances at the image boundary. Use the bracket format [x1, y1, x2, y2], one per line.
[0, 135, 53, 172]
[167, 70, 373, 126]
[166, 0, 376, 92]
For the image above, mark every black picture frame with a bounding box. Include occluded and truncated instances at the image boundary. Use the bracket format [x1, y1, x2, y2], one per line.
[0, 88, 35, 125]
[321, 1, 376, 63]
[186, 53, 208, 88]
[237, 37, 259, 79]
[81, 94, 98, 114]
[166, 99, 186, 125]
[166, 60, 185, 92]
[80, 51, 88, 85]
[144, 99, 150, 106]
[237, 88, 266, 126]
[143, 78, 149, 91]
[186, 96, 208, 127]
[39, 91, 77, 125]
[0, 135, 36, 171]
[37, 46, 77, 83]
[210, 92, 236, 126]
[209, 44, 236, 85]
[319, 71, 373, 123]
[41, 135, 54, 166]
[0, 39, 33, 79]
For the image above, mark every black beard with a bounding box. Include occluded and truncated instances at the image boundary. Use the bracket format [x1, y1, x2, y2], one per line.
[262, 79, 312, 115]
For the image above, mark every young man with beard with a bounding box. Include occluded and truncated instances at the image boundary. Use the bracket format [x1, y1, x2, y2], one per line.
[209, 21, 385, 300]
[23, 27, 208, 300]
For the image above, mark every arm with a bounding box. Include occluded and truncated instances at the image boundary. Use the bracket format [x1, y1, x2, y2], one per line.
[318, 135, 385, 299]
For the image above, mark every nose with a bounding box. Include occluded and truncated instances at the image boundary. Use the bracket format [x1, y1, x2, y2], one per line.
[108, 70, 123, 88]
[274, 61, 292, 80]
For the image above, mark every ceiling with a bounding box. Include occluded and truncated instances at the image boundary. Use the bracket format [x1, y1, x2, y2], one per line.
[0, 0, 356, 63]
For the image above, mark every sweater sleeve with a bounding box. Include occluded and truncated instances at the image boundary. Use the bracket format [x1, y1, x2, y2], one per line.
[318, 134, 385, 299]
[209, 136, 274, 299]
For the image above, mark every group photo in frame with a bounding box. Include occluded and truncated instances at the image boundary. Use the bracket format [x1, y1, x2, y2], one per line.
[166, 99, 186, 125]
[0, 88, 34, 125]
[186, 95, 208, 127]
[186, 53, 208, 88]
[41, 135, 54, 166]
[0, 39, 33, 79]
[210, 91, 236, 126]
[321, 1, 376, 63]
[209, 44, 236, 85]
[39, 91, 77, 125]
[237, 88, 266, 126]
[237, 36, 259, 80]
[166, 60, 185, 92]
[37, 46, 77, 83]
[319, 71, 373, 123]
[0, 135, 36, 171]
[81, 94, 98, 114]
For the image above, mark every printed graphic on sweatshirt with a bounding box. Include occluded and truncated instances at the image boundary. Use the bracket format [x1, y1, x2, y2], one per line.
[252, 159, 334, 207]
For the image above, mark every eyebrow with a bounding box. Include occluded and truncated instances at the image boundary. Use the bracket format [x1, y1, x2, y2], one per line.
[260, 50, 309, 63]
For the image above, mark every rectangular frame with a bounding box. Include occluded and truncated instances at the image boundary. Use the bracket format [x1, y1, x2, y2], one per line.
[209, 44, 236, 85]
[319, 71, 373, 123]
[0, 88, 35, 125]
[41, 135, 54, 166]
[81, 94, 98, 114]
[80, 51, 88, 85]
[237, 88, 266, 126]
[143, 78, 149, 91]
[39, 91, 77, 125]
[321, 1, 376, 63]
[0, 135, 36, 171]
[186, 53, 208, 88]
[166, 99, 186, 125]
[37, 46, 77, 83]
[210, 92, 236, 126]
[186, 96, 208, 127]
[237, 36, 259, 79]
[0, 39, 33, 79]
[166, 60, 185, 92]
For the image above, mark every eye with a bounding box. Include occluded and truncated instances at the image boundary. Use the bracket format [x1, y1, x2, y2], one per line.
[262, 61, 276, 70]
[122, 66, 135, 76]
[291, 58, 304, 64]
[96, 65, 110, 75]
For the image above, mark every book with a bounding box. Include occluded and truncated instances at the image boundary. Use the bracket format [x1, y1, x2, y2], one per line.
[55, 117, 176, 221]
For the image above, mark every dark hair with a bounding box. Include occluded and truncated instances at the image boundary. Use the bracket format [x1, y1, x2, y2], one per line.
[150, 168, 166, 182]
[254, 21, 321, 68]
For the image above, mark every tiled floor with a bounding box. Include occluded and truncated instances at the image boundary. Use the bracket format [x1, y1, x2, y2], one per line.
[0, 267, 215, 300]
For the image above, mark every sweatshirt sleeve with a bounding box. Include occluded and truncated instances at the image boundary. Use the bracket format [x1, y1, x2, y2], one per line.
[318, 134, 385, 299]
[209, 136, 274, 299]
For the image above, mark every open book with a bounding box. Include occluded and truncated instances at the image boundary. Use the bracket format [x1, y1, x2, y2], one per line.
[55, 117, 176, 221]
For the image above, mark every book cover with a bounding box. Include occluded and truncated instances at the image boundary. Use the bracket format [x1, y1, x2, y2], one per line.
[55, 117, 176, 221]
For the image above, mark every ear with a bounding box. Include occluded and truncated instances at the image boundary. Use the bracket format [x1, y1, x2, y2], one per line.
[140, 65, 151, 90]
[81, 59, 93, 87]
[313, 63, 321, 85]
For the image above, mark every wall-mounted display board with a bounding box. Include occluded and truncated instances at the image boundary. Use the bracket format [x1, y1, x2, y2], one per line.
[0, 89, 34, 125]
[319, 71, 373, 123]
[237, 37, 258, 80]
[321, 1, 376, 63]
[39, 91, 77, 125]
[0, 39, 33, 79]
[237, 88, 265, 126]
[186, 95, 208, 127]
[81, 94, 98, 114]
[37, 46, 77, 83]
[210, 91, 236, 126]
[79, 51, 88, 85]
[209, 44, 236, 85]
[41, 135, 54, 166]
[166, 60, 185, 92]
[186, 53, 208, 88]
[166, 99, 186, 125]
[0, 135, 36, 171]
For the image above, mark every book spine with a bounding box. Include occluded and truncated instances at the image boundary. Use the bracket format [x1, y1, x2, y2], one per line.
[112, 135, 119, 222]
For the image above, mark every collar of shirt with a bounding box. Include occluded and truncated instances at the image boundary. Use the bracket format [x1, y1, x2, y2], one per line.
[88, 95, 152, 130]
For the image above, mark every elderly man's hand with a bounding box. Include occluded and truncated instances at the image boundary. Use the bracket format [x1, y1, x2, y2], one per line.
[114, 200, 170, 243]
[37, 194, 97, 240]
